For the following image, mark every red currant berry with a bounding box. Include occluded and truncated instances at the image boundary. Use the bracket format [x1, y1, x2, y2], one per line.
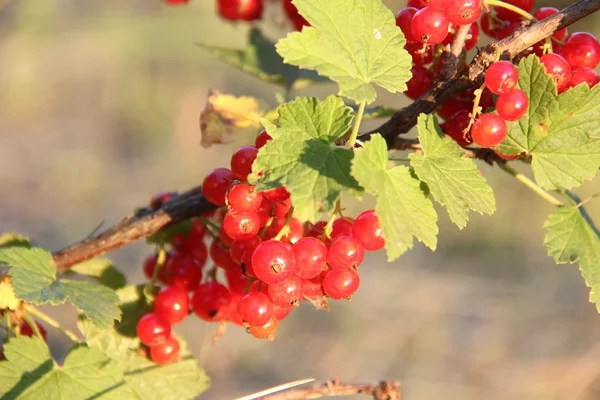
[405, 42, 434, 64]
[302, 277, 325, 299]
[163, 253, 204, 291]
[407, 0, 425, 9]
[150, 336, 180, 365]
[227, 183, 263, 213]
[480, 12, 519, 39]
[331, 218, 355, 239]
[352, 210, 385, 251]
[19, 321, 47, 341]
[570, 68, 600, 88]
[485, 61, 519, 95]
[230, 236, 261, 265]
[223, 211, 260, 241]
[470, 113, 507, 148]
[225, 267, 249, 293]
[218, 0, 264, 22]
[248, 317, 278, 340]
[444, 110, 473, 147]
[447, 0, 481, 25]
[273, 198, 292, 219]
[419, 0, 451, 10]
[153, 286, 190, 325]
[322, 269, 360, 300]
[533, 8, 567, 40]
[219, 226, 234, 247]
[248, 279, 269, 295]
[239, 292, 274, 326]
[136, 313, 171, 346]
[540, 53, 572, 93]
[267, 275, 304, 307]
[495, 0, 534, 21]
[202, 168, 233, 206]
[395, 7, 419, 43]
[496, 88, 529, 121]
[261, 186, 290, 202]
[561, 32, 600, 70]
[256, 198, 274, 226]
[411, 6, 449, 45]
[437, 98, 471, 120]
[327, 235, 365, 271]
[143, 253, 158, 280]
[227, 293, 244, 326]
[283, 0, 309, 31]
[255, 129, 272, 148]
[210, 240, 238, 269]
[405, 65, 434, 100]
[190, 218, 207, 241]
[293, 237, 328, 279]
[191, 282, 231, 322]
[230, 145, 258, 181]
[273, 304, 292, 320]
[305, 220, 327, 238]
[251, 240, 297, 284]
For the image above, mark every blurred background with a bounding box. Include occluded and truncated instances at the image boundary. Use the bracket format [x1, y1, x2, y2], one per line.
[1, 0, 600, 399]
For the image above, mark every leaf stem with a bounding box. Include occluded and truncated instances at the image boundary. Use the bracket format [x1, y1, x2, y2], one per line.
[347, 101, 366, 148]
[496, 162, 564, 206]
[273, 206, 295, 241]
[145, 245, 167, 302]
[26, 306, 81, 342]
[322, 199, 343, 240]
[389, 157, 411, 162]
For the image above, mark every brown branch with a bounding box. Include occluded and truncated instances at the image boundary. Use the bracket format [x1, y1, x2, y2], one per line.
[393, 137, 508, 165]
[52, 187, 217, 272]
[360, 0, 600, 146]
[440, 24, 472, 80]
[259, 379, 401, 400]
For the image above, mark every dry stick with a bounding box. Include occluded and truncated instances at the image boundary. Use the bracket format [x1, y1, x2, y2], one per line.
[360, 0, 600, 146]
[259, 379, 401, 400]
[440, 24, 472, 80]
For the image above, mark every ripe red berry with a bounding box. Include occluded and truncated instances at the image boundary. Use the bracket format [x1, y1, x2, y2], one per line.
[533, 8, 567, 40]
[238, 292, 274, 326]
[395, 7, 419, 43]
[485, 61, 519, 95]
[136, 313, 171, 346]
[561, 32, 600, 70]
[19, 321, 47, 341]
[302, 276, 325, 299]
[322, 269, 360, 300]
[470, 114, 507, 148]
[261, 186, 290, 202]
[223, 211, 261, 241]
[305, 220, 327, 238]
[191, 282, 231, 321]
[283, 0, 309, 31]
[143, 253, 158, 280]
[352, 210, 385, 251]
[293, 237, 328, 279]
[150, 336, 180, 365]
[405, 42, 434, 64]
[210, 240, 238, 269]
[227, 183, 263, 213]
[327, 235, 365, 271]
[570, 68, 600, 88]
[230, 236, 261, 265]
[218, 0, 264, 21]
[405, 65, 434, 100]
[255, 129, 272, 148]
[202, 168, 233, 206]
[225, 267, 249, 293]
[447, 0, 481, 25]
[419, 0, 451, 10]
[494, 0, 534, 21]
[437, 98, 471, 120]
[267, 275, 304, 307]
[153, 286, 190, 325]
[444, 110, 473, 147]
[248, 317, 279, 340]
[540, 53, 572, 93]
[231, 145, 258, 181]
[411, 7, 449, 45]
[163, 253, 204, 291]
[496, 89, 529, 121]
[273, 304, 292, 320]
[251, 240, 297, 284]
[331, 218, 354, 239]
[480, 12, 519, 40]
[408, 0, 425, 9]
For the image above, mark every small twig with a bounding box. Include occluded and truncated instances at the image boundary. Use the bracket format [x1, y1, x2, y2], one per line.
[258, 379, 401, 400]
[440, 24, 472, 80]
[347, 101, 366, 148]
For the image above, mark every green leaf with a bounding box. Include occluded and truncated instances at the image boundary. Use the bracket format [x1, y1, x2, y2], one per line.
[79, 320, 210, 400]
[351, 134, 438, 260]
[248, 96, 363, 222]
[497, 55, 600, 190]
[69, 258, 126, 290]
[0, 233, 30, 249]
[0, 336, 127, 400]
[198, 27, 325, 88]
[409, 114, 496, 228]
[276, 0, 412, 104]
[114, 284, 157, 337]
[544, 204, 600, 310]
[0, 247, 121, 329]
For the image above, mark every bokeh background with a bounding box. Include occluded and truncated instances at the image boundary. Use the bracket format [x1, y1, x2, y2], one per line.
[1, 0, 600, 399]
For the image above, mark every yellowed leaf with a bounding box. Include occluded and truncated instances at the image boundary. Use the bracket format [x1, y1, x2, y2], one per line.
[0, 275, 20, 310]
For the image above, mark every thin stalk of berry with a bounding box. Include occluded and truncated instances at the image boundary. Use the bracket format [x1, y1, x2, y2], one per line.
[145, 245, 167, 301]
[346, 101, 366, 148]
[389, 157, 411, 162]
[273, 206, 295, 241]
[198, 216, 221, 240]
[20, 312, 43, 340]
[322, 199, 343, 240]
[465, 83, 487, 134]
[26, 306, 80, 342]
[496, 162, 564, 206]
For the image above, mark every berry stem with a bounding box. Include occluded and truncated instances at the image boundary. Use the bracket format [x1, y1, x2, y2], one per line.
[273, 206, 295, 241]
[496, 162, 564, 206]
[389, 157, 411, 162]
[198, 216, 221, 239]
[20, 312, 43, 340]
[485, 0, 535, 21]
[465, 83, 487, 134]
[322, 199, 343, 240]
[26, 306, 81, 342]
[346, 101, 366, 148]
[145, 245, 167, 302]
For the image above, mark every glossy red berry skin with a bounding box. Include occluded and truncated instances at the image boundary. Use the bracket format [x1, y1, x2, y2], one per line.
[223, 211, 261, 241]
[218, 0, 264, 21]
[405, 65, 434, 100]
[150, 336, 180, 365]
[261, 186, 290, 202]
[293, 237, 328, 279]
[136, 313, 171, 346]
[495, 0, 534, 21]
[570, 68, 600, 88]
[19, 322, 47, 341]
[437, 98, 471, 120]
[411, 7, 449, 45]
[470, 114, 507, 148]
[229, 236, 261, 265]
[162, 251, 204, 290]
[405, 42, 434, 65]
[231, 145, 258, 181]
[302, 276, 325, 299]
[447, 0, 481, 25]
[238, 292, 274, 326]
[225, 267, 249, 293]
[153, 286, 190, 325]
[540, 53, 572, 93]
[561, 32, 600, 70]
[480, 12, 519, 40]
[485, 61, 519, 95]
[202, 168, 233, 206]
[419, 0, 451, 10]
[283, 0, 309, 31]
[267, 275, 304, 307]
[255, 130, 272, 148]
[322, 269, 360, 300]
[209, 240, 237, 270]
[191, 282, 231, 322]
[327, 235, 365, 271]
[251, 240, 297, 284]
[352, 210, 385, 251]
[533, 8, 567, 40]
[408, 0, 425, 9]
[143, 253, 158, 280]
[227, 183, 262, 213]
[248, 317, 279, 339]
[444, 110, 473, 147]
[395, 7, 419, 43]
[273, 304, 292, 320]
[331, 218, 354, 239]
[496, 89, 529, 121]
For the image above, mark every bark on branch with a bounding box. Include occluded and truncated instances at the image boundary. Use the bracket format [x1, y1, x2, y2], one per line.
[257, 379, 401, 400]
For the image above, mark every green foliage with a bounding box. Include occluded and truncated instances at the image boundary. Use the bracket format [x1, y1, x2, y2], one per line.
[248, 96, 363, 222]
[351, 134, 438, 261]
[115, 284, 157, 337]
[69, 258, 126, 290]
[276, 0, 412, 104]
[410, 115, 496, 228]
[0, 247, 121, 329]
[544, 203, 600, 310]
[79, 320, 210, 400]
[0, 233, 30, 249]
[498, 55, 600, 190]
[0, 336, 126, 400]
